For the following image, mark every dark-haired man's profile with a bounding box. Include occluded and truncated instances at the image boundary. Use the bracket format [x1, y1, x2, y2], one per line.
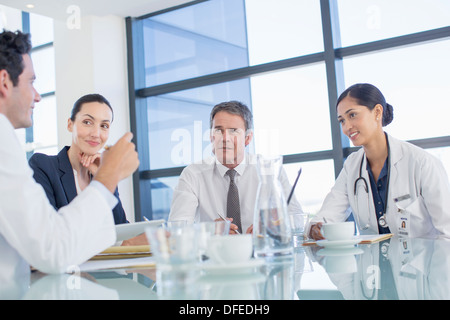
[0, 30, 139, 279]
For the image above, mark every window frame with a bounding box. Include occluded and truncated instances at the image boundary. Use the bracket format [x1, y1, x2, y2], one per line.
[126, 0, 450, 221]
[22, 11, 57, 159]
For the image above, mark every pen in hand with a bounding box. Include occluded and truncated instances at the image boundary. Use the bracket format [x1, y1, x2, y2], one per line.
[217, 212, 241, 234]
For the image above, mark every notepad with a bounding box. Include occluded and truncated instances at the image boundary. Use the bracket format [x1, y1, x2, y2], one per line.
[358, 233, 393, 244]
[302, 233, 393, 246]
[90, 245, 151, 260]
[79, 256, 156, 272]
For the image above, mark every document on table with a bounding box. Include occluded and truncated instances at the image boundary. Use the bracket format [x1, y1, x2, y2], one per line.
[90, 245, 151, 260]
[78, 256, 156, 272]
[76, 245, 156, 272]
[358, 233, 393, 244]
[302, 233, 393, 246]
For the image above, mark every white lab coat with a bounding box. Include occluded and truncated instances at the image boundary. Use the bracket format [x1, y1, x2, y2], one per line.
[312, 133, 450, 238]
[0, 114, 117, 281]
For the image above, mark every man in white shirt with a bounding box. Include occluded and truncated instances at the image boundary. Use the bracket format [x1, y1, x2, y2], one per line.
[0, 29, 139, 285]
[168, 101, 302, 234]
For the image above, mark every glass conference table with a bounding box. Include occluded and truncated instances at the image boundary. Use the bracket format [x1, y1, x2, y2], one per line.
[4, 236, 450, 300]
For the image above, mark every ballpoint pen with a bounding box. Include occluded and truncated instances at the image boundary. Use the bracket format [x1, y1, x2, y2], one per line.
[287, 167, 302, 205]
[217, 212, 241, 234]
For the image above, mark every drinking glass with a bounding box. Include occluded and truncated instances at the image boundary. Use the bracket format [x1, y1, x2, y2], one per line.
[195, 220, 231, 261]
[165, 220, 188, 229]
[145, 224, 197, 268]
[289, 212, 311, 247]
[146, 223, 200, 298]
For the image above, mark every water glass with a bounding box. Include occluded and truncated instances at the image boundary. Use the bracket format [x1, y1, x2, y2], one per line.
[195, 220, 231, 261]
[145, 224, 197, 269]
[165, 220, 188, 229]
[289, 212, 310, 246]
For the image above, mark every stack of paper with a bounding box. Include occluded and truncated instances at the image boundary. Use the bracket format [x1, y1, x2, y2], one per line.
[90, 245, 151, 260]
[76, 245, 155, 272]
[358, 233, 393, 244]
[79, 256, 156, 272]
[302, 233, 393, 246]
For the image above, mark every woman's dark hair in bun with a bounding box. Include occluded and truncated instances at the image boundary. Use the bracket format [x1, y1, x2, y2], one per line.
[336, 83, 394, 126]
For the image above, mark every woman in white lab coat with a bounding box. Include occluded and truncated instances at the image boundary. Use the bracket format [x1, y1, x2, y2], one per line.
[310, 83, 450, 239]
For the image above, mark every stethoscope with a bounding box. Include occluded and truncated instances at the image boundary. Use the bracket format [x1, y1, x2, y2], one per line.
[354, 133, 391, 231]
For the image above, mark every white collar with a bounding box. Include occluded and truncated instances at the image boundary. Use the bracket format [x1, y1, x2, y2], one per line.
[215, 154, 248, 178]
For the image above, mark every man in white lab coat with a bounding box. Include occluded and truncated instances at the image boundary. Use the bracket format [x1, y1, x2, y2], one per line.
[0, 29, 139, 290]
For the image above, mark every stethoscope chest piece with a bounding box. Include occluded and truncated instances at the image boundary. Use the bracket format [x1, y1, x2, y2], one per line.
[378, 215, 388, 228]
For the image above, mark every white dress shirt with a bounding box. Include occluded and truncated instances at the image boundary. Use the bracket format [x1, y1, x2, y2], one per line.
[0, 114, 117, 281]
[169, 154, 303, 232]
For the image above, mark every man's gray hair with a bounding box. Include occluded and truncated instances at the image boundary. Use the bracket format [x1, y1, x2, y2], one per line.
[209, 100, 253, 131]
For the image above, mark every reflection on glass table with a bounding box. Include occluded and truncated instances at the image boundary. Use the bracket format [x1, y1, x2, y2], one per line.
[3, 237, 450, 300]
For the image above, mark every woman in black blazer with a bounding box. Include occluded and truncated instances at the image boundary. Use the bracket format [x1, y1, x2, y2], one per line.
[29, 94, 128, 225]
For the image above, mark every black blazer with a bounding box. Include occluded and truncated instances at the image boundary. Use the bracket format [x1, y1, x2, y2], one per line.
[29, 146, 128, 224]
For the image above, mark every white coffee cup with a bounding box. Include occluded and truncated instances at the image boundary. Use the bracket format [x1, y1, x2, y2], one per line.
[207, 234, 253, 265]
[322, 221, 355, 241]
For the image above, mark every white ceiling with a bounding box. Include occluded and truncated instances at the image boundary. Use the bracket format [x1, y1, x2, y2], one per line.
[0, 0, 192, 20]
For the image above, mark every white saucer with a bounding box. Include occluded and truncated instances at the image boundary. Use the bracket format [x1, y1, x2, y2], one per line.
[316, 237, 360, 248]
[317, 247, 363, 257]
[198, 272, 266, 285]
[199, 258, 264, 274]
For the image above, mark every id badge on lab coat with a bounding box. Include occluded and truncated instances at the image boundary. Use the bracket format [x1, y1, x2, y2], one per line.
[397, 209, 410, 237]
[394, 194, 411, 238]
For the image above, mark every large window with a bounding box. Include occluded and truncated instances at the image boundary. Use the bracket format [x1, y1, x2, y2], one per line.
[245, 0, 323, 65]
[251, 64, 331, 156]
[343, 39, 450, 142]
[146, 79, 251, 171]
[142, 0, 249, 87]
[127, 0, 450, 221]
[28, 12, 57, 157]
[337, 0, 450, 47]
